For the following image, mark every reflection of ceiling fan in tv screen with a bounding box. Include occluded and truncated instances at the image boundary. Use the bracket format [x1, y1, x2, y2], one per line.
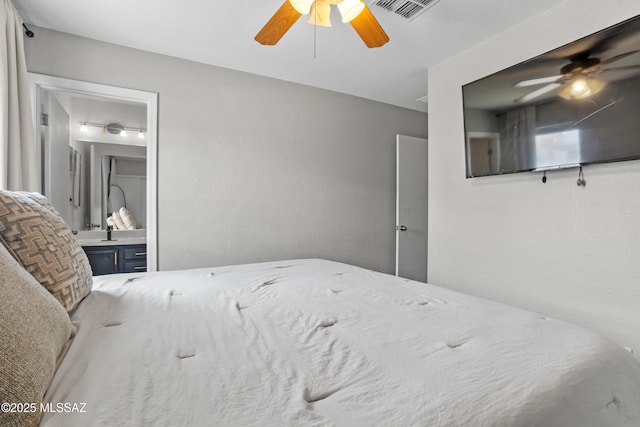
[513, 50, 640, 104]
[462, 14, 640, 179]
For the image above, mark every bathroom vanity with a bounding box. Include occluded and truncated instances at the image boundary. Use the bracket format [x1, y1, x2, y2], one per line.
[82, 244, 147, 276]
[77, 231, 147, 276]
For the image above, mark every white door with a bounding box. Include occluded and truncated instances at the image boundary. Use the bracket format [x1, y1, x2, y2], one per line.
[42, 91, 72, 226]
[396, 135, 428, 282]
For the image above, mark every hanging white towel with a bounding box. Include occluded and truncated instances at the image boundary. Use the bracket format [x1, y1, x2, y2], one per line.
[111, 209, 126, 230]
[119, 207, 137, 230]
[106, 216, 117, 230]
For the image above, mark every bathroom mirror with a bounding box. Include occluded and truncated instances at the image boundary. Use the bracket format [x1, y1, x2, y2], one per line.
[37, 89, 147, 232]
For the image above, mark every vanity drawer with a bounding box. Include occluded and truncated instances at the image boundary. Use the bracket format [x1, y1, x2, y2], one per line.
[123, 245, 147, 261]
[123, 245, 147, 273]
[123, 260, 147, 273]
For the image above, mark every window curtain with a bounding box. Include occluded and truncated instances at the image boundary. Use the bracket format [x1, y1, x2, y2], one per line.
[0, 0, 38, 191]
[504, 106, 536, 171]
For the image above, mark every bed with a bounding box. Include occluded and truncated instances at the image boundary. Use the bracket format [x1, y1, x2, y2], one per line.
[1, 190, 640, 427]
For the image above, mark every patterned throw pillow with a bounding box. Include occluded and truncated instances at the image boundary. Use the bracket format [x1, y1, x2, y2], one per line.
[0, 190, 92, 311]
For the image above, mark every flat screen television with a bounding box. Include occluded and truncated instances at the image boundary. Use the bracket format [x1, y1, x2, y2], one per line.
[462, 14, 640, 178]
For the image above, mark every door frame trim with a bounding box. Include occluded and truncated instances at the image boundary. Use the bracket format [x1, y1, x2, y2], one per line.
[395, 136, 401, 276]
[27, 73, 159, 272]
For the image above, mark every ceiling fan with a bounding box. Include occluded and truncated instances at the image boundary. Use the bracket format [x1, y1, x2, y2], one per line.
[513, 50, 640, 104]
[255, 0, 389, 48]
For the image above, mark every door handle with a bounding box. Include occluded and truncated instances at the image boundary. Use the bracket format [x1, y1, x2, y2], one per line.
[397, 225, 407, 231]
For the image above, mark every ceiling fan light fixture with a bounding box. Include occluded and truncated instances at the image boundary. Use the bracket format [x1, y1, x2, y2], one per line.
[256, 0, 389, 48]
[337, 0, 365, 23]
[570, 79, 588, 96]
[308, 0, 332, 26]
[559, 77, 606, 100]
[289, 0, 314, 14]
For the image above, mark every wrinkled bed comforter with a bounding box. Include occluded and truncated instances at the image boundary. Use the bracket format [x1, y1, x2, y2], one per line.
[42, 259, 640, 426]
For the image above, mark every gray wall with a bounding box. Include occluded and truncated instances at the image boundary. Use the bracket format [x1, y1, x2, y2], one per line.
[428, 0, 640, 354]
[25, 27, 427, 273]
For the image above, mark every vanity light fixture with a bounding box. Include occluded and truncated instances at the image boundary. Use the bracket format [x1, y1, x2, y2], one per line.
[79, 121, 146, 137]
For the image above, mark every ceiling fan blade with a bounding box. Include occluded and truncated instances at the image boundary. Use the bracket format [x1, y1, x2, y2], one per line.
[597, 64, 640, 73]
[513, 83, 562, 104]
[599, 50, 640, 66]
[581, 50, 640, 74]
[255, 1, 302, 46]
[350, 5, 389, 48]
[513, 75, 562, 88]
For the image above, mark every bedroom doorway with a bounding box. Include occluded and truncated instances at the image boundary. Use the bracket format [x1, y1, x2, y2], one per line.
[395, 135, 428, 282]
[27, 73, 158, 272]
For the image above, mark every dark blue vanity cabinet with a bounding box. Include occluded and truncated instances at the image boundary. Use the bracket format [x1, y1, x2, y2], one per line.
[83, 244, 147, 276]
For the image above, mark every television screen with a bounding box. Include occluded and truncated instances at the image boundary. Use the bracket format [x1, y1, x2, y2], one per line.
[462, 14, 640, 178]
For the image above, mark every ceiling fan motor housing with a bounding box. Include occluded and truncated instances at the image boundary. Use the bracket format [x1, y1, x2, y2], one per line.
[561, 57, 600, 74]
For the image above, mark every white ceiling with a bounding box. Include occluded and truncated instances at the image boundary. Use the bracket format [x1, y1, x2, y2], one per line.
[14, 0, 563, 112]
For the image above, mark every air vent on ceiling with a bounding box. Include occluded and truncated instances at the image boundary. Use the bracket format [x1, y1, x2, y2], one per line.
[370, 0, 441, 21]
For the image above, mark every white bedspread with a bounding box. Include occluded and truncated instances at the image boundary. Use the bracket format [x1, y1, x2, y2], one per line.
[42, 259, 640, 426]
